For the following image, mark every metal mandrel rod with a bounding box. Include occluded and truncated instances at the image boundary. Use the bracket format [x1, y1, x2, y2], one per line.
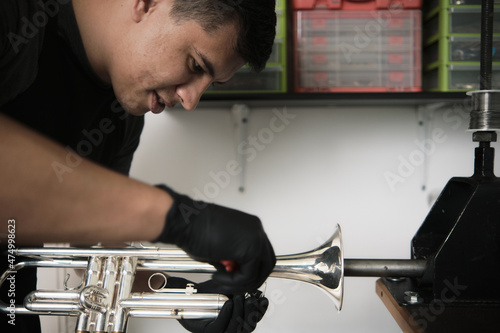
[481, 0, 494, 90]
[344, 259, 427, 278]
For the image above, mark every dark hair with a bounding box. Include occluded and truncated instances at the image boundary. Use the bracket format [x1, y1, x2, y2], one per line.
[170, 0, 276, 72]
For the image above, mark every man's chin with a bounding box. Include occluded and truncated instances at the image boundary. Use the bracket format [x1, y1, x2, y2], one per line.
[129, 109, 150, 116]
[112, 94, 149, 117]
[119, 103, 149, 117]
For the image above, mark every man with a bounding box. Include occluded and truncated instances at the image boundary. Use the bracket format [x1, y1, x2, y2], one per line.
[0, 0, 277, 332]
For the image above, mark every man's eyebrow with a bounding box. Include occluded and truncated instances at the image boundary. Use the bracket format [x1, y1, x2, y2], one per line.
[195, 49, 215, 78]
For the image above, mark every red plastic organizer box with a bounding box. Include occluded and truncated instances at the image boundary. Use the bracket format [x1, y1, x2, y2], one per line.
[292, 0, 422, 10]
[293, 0, 422, 92]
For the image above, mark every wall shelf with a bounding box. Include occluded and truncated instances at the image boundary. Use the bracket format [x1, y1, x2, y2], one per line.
[198, 92, 470, 108]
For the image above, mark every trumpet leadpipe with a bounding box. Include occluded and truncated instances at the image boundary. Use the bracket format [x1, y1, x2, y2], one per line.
[24, 301, 81, 314]
[122, 293, 228, 310]
[128, 309, 222, 320]
[15, 247, 187, 258]
[131, 292, 229, 302]
[25, 290, 81, 303]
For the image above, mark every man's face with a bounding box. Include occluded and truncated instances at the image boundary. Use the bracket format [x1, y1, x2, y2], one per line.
[108, 2, 245, 115]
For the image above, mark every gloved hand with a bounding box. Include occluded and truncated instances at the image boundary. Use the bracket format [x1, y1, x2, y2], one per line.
[155, 185, 276, 295]
[167, 277, 269, 333]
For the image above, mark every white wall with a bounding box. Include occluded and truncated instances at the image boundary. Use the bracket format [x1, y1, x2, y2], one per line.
[124, 101, 497, 333]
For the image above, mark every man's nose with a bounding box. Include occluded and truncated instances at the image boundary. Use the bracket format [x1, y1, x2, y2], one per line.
[177, 77, 212, 111]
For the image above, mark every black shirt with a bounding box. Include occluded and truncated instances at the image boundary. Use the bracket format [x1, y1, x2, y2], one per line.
[0, 0, 144, 174]
[0, 1, 145, 331]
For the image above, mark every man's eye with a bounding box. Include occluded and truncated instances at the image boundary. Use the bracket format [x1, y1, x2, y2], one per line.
[211, 81, 226, 87]
[193, 60, 204, 73]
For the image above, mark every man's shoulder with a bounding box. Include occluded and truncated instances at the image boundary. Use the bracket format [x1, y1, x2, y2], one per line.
[0, 0, 45, 57]
[0, 0, 65, 106]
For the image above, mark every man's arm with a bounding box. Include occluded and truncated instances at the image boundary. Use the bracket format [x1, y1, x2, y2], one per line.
[0, 112, 276, 295]
[0, 112, 170, 245]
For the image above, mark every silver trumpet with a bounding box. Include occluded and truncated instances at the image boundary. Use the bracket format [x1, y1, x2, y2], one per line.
[0, 225, 344, 333]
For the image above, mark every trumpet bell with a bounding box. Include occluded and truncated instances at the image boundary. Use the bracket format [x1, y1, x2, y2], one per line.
[271, 224, 344, 311]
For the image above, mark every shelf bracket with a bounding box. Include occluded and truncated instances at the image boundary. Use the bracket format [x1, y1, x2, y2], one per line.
[231, 104, 250, 192]
[415, 102, 448, 191]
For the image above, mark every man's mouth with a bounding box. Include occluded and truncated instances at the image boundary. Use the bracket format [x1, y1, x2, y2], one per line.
[151, 91, 167, 114]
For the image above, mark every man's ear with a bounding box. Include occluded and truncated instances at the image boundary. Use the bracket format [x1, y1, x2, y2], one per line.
[131, 0, 156, 23]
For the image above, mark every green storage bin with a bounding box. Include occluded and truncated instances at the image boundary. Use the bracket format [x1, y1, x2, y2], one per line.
[424, 0, 500, 19]
[423, 63, 500, 91]
[424, 4, 500, 44]
[423, 36, 500, 67]
[422, 2, 500, 91]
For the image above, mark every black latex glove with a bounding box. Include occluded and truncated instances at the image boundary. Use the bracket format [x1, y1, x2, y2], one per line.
[155, 185, 276, 295]
[167, 277, 269, 333]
